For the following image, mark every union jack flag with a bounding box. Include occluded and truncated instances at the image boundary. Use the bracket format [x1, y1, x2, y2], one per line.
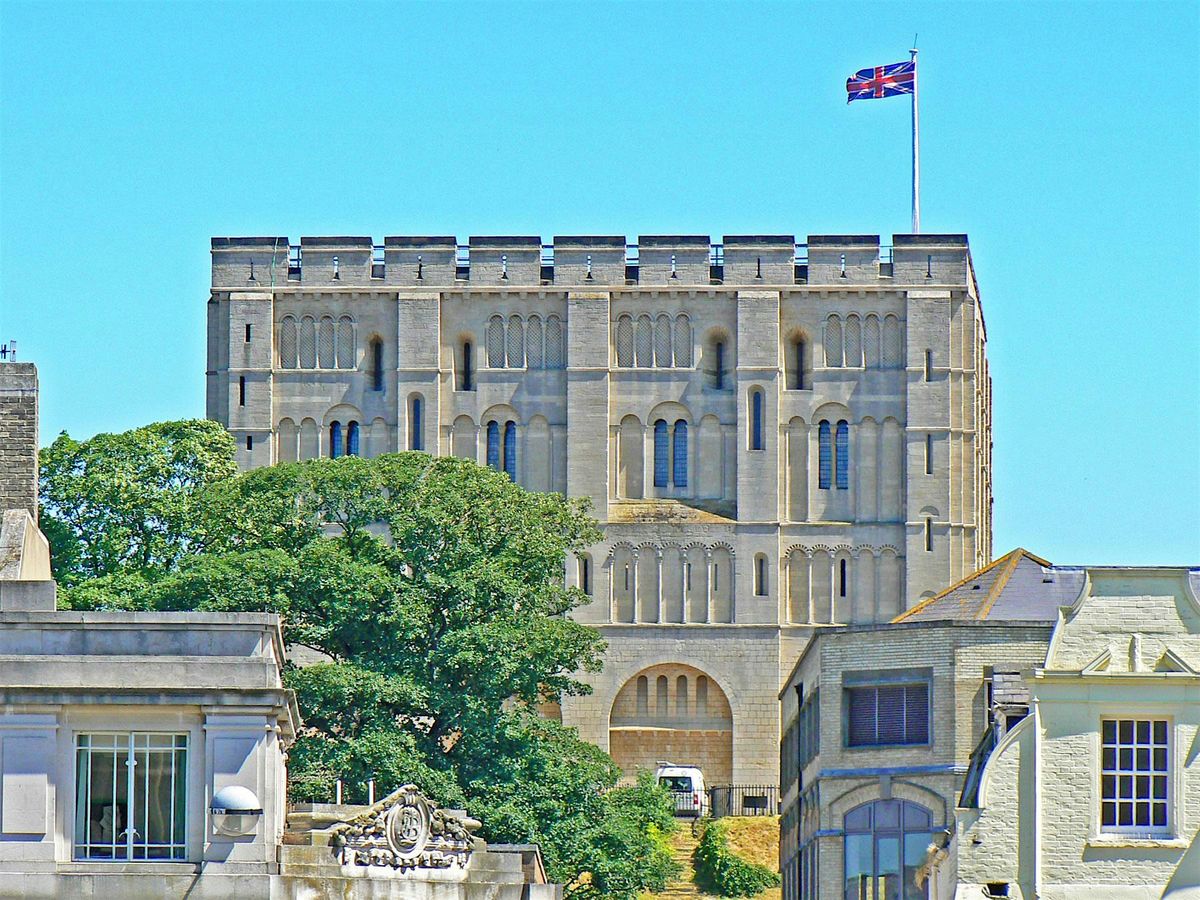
[846, 60, 915, 103]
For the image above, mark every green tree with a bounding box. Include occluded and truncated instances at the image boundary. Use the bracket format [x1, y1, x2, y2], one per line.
[48, 425, 675, 898]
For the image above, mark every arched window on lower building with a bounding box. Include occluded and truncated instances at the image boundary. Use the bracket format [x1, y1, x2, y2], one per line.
[835, 420, 850, 489]
[459, 341, 474, 391]
[713, 340, 726, 389]
[818, 420, 832, 489]
[370, 338, 384, 392]
[653, 420, 669, 488]
[346, 421, 360, 456]
[791, 337, 808, 390]
[636, 676, 649, 715]
[655, 675, 669, 715]
[486, 421, 500, 470]
[503, 421, 517, 480]
[408, 397, 423, 451]
[329, 421, 343, 458]
[843, 800, 933, 900]
[577, 553, 592, 596]
[672, 420, 688, 487]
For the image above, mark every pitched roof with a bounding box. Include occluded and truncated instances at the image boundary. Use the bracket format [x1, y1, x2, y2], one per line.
[892, 549, 1084, 624]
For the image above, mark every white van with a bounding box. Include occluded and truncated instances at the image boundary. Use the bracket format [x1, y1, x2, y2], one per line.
[655, 762, 707, 817]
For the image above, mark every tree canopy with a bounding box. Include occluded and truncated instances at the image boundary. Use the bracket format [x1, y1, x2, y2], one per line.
[42, 420, 677, 898]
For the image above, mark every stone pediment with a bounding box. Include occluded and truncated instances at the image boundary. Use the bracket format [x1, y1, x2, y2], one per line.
[329, 784, 477, 871]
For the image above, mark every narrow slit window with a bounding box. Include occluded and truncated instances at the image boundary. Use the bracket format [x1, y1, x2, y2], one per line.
[839, 558, 847, 597]
[714, 341, 726, 389]
[835, 420, 850, 489]
[750, 389, 765, 450]
[925, 433, 933, 475]
[653, 420, 669, 488]
[244, 323, 252, 342]
[794, 339, 806, 390]
[371, 339, 384, 392]
[672, 420, 688, 487]
[503, 421, 517, 479]
[754, 555, 768, 596]
[924, 349, 933, 381]
[330, 422, 343, 458]
[925, 518, 933, 552]
[818, 421, 832, 489]
[579, 555, 592, 595]
[245, 435, 252, 451]
[409, 398, 423, 451]
[238, 376, 246, 406]
[486, 421, 500, 470]
[347, 421, 360, 456]
[461, 341, 474, 391]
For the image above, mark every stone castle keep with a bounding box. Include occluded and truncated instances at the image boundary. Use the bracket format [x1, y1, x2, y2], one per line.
[207, 233, 993, 783]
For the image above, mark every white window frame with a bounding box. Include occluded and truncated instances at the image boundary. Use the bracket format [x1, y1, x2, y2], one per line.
[1099, 716, 1171, 837]
[74, 731, 189, 862]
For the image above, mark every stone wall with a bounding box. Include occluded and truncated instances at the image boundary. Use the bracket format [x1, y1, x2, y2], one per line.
[0, 363, 38, 521]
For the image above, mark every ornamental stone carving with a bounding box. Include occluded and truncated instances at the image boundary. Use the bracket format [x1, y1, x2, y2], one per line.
[330, 784, 474, 871]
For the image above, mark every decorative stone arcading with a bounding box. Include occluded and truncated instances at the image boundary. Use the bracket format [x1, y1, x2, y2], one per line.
[330, 784, 476, 871]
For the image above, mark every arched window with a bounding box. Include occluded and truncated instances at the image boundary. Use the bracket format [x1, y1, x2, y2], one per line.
[486, 421, 500, 470]
[346, 421, 360, 456]
[578, 554, 592, 595]
[653, 420, 669, 488]
[337, 316, 355, 369]
[672, 420, 688, 488]
[656, 675, 669, 714]
[636, 676, 649, 715]
[844, 315, 862, 367]
[843, 800, 933, 900]
[370, 338, 384, 391]
[696, 675, 709, 714]
[409, 396, 424, 451]
[460, 341, 474, 391]
[654, 314, 672, 367]
[616, 315, 634, 367]
[486, 316, 505, 368]
[750, 389, 765, 451]
[883, 314, 902, 368]
[713, 340, 727, 389]
[279, 316, 298, 368]
[503, 421, 517, 479]
[676, 676, 689, 716]
[318, 317, 336, 369]
[673, 315, 692, 367]
[635, 315, 653, 367]
[299, 316, 317, 369]
[818, 420, 832, 489]
[791, 338, 808, 390]
[545, 315, 564, 369]
[839, 558, 848, 597]
[754, 554, 768, 596]
[825, 315, 844, 367]
[526, 315, 544, 369]
[835, 420, 850, 489]
[507, 316, 525, 369]
[864, 315, 881, 368]
[329, 421, 343, 458]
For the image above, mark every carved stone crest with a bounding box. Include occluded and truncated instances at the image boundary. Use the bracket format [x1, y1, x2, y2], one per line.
[330, 784, 474, 871]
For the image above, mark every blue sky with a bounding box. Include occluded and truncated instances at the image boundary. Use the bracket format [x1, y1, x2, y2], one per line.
[1, 1, 1197, 564]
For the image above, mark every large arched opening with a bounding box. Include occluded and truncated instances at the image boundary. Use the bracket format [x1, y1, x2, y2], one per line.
[608, 664, 733, 784]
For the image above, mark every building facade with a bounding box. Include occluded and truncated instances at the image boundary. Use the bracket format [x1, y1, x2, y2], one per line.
[207, 232, 993, 783]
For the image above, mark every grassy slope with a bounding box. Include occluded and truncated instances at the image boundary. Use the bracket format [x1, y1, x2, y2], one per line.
[642, 816, 781, 900]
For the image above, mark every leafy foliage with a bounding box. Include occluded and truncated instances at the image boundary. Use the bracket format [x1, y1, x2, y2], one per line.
[45, 422, 675, 899]
[693, 819, 781, 898]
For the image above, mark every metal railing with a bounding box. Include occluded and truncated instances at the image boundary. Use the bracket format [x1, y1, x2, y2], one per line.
[708, 784, 779, 818]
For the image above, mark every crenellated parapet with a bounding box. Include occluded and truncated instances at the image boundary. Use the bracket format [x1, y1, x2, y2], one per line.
[211, 233, 976, 292]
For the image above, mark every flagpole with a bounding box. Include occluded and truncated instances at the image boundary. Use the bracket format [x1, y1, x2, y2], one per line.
[911, 47, 921, 233]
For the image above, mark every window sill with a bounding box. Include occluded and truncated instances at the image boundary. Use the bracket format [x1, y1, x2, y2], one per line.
[1087, 835, 1185, 850]
[844, 742, 931, 751]
[62, 861, 198, 874]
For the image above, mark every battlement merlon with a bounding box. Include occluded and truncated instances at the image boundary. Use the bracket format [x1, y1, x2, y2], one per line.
[210, 233, 977, 294]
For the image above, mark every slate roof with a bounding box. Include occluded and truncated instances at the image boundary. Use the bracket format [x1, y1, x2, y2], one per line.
[893, 548, 1085, 624]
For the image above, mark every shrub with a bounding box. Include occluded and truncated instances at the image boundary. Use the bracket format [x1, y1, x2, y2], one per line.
[693, 819, 781, 897]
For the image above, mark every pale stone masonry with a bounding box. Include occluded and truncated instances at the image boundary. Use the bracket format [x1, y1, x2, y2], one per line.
[207, 232, 994, 783]
[0, 363, 39, 522]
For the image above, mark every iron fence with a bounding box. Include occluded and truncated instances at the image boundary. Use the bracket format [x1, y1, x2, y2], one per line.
[708, 784, 779, 818]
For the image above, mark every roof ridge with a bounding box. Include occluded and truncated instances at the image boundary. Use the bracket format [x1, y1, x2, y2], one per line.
[891, 550, 1019, 623]
[975, 551, 1026, 620]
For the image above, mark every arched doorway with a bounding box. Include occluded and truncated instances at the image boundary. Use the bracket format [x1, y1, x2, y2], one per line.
[608, 664, 733, 784]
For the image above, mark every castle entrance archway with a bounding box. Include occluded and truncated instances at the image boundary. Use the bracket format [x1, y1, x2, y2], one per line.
[608, 664, 733, 784]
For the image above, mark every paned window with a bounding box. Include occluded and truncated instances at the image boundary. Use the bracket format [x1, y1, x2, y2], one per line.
[409, 397, 423, 451]
[847, 683, 929, 746]
[843, 800, 933, 900]
[486, 421, 500, 470]
[836, 420, 850, 489]
[506, 316, 525, 368]
[616, 315, 634, 367]
[487, 316, 505, 368]
[371, 339, 385, 391]
[654, 314, 673, 367]
[653, 420, 669, 488]
[545, 315, 564, 368]
[347, 421, 360, 456]
[635, 315, 653, 367]
[526, 315, 544, 369]
[299, 316, 317, 369]
[459, 341, 474, 391]
[318, 317, 336, 368]
[797, 688, 820, 770]
[279, 317, 298, 368]
[336, 316, 355, 368]
[1101, 718, 1169, 833]
[672, 420, 688, 487]
[714, 341, 726, 389]
[818, 421, 832, 489]
[75, 732, 187, 861]
[503, 421, 517, 479]
[329, 421, 343, 458]
[673, 315, 692, 366]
